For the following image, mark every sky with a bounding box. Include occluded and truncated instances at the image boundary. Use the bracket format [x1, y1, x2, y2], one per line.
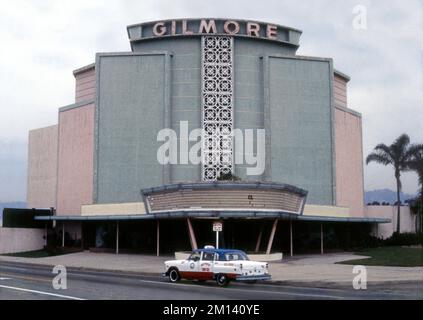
[0, 0, 421, 202]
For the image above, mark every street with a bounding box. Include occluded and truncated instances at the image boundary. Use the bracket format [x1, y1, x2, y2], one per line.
[1, 261, 423, 300]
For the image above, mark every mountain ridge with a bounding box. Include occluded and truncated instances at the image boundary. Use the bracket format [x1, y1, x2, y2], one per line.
[365, 189, 416, 204]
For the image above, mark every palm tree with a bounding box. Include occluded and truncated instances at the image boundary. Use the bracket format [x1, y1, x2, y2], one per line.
[407, 144, 423, 189]
[366, 134, 414, 234]
[407, 144, 423, 233]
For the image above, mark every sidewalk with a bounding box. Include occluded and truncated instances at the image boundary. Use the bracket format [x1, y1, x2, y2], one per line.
[0, 251, 170, 274]
[270, 254, 423, 284]
[1, 252, 423, 285]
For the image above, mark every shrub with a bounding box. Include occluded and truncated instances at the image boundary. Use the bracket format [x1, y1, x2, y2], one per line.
[383, 232, 423, 246]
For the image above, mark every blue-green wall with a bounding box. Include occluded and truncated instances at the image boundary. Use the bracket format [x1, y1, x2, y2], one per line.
[95, 53, 168, 204]
[133, 39, 203, 183]
[266, 57, 334, 205]
[94, 37, 335, 206]
[233, 39, 296, 181]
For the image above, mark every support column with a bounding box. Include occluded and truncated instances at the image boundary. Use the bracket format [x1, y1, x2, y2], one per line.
[116, 221, 119, 255]
[156, 220, 160, 257]
[62, 222, 65, 248]
[187, 218, 198, 250]
[44, 223, 48, 247]
[290, 220, 294, 257]
[81, 222, 84, 250]
[320, 223, 324, 255]
[266, 219, 278, 255]
[255, 224, 264, 253]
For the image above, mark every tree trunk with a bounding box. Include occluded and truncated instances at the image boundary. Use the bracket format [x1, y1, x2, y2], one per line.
[396, 177, 401, 234]
[421, 195, 423, 233]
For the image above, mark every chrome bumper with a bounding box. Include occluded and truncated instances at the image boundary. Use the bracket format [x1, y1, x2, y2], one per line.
[236, 274, 272, 281]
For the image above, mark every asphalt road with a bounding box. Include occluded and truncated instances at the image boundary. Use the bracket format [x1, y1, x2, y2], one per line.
[0, 261, 422, 300]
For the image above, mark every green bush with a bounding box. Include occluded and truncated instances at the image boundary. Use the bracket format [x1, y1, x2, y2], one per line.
[383, 232, 423, 246]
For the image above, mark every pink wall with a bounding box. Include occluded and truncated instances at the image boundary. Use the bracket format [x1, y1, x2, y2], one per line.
[56, 104, 94, 215]
[334, 74, 347, 108]
[367, 206, 416, 239]
[74, 66, 95, 103]
[335, 108, 365, 217]
[0, 228, 45, 254]
[27, 125, 58, 209]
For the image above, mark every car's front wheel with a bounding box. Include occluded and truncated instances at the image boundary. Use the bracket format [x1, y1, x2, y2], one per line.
[216, 274, 229, 287]
[168, 268, 181, 283]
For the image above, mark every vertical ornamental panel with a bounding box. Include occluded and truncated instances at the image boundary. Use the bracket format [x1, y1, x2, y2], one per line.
[202, 36, 234, 181]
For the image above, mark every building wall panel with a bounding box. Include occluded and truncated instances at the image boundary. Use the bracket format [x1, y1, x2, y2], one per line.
[130, 39, 203, 183]
[57, 104, 94, 215]
[75, 67, 96, 103]
[334, 74, 347, 108]
[335, 108, 365, 217]
[96, 54, 168, 204]
[233, 39, 297, 181]
[0, 228, 45, 254]
[27, 125, 58, 209]
[267, 57, 334, 205]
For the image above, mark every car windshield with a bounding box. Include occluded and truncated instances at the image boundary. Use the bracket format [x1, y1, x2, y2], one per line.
[222, 252, 249, 261]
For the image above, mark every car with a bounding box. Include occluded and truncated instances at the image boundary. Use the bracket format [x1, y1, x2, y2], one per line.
[163, 246, 271, 286]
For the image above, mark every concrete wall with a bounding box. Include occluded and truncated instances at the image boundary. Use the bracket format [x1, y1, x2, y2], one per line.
[335, 107, 365, 217]
[82, 202, 146, 216]
[304, 205, 349, 218]
[95, 53, 168, 204]
[333, 73, 348, 108]
[74, 65, 96, 103]
[94, 40, 337, 206]
[233, 39, 295, 180]
[27, 125, 58, 209]
[133, 39, 203, 183]
[168, 39, 202, 183]
[267, 56, 334, 205]
[57, 103, 94, 215]
[27, 37, 361, 213]
[0, 228, 45, 254]
[367, 206, 416, 239]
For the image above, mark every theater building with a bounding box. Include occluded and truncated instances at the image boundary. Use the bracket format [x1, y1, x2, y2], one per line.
[26, 18, 393, 256]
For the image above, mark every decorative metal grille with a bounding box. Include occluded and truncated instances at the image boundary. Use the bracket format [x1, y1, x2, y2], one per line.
[202, 36, 234, 181]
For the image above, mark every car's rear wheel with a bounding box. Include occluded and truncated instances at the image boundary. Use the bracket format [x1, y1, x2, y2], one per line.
[216, 274, 229, 287]
[168, 268, 181, 283]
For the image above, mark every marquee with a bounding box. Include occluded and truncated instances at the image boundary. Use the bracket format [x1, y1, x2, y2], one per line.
[127, 18, 302, 46]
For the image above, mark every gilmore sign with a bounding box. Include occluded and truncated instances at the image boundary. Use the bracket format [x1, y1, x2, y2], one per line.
[127, 19, 301, 46]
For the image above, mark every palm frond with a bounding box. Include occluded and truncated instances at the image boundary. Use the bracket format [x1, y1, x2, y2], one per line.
[373, 144, 393, 158]
[366, 152, 392, 166]
[392, 134, 411, 150]
[391, 134, 411, 160]
[406, 144, 423, 185]
[407, 144, 423, 160]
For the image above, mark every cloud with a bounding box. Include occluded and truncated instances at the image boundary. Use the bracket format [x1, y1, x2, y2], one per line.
[0, 0, 421, 201]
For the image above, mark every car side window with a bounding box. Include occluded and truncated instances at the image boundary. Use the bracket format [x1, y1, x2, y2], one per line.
[202, 252, 214, 261]
[218, 254, 227, 261]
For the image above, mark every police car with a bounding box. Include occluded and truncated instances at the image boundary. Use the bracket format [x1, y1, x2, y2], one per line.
[163, 246, 271, 286]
